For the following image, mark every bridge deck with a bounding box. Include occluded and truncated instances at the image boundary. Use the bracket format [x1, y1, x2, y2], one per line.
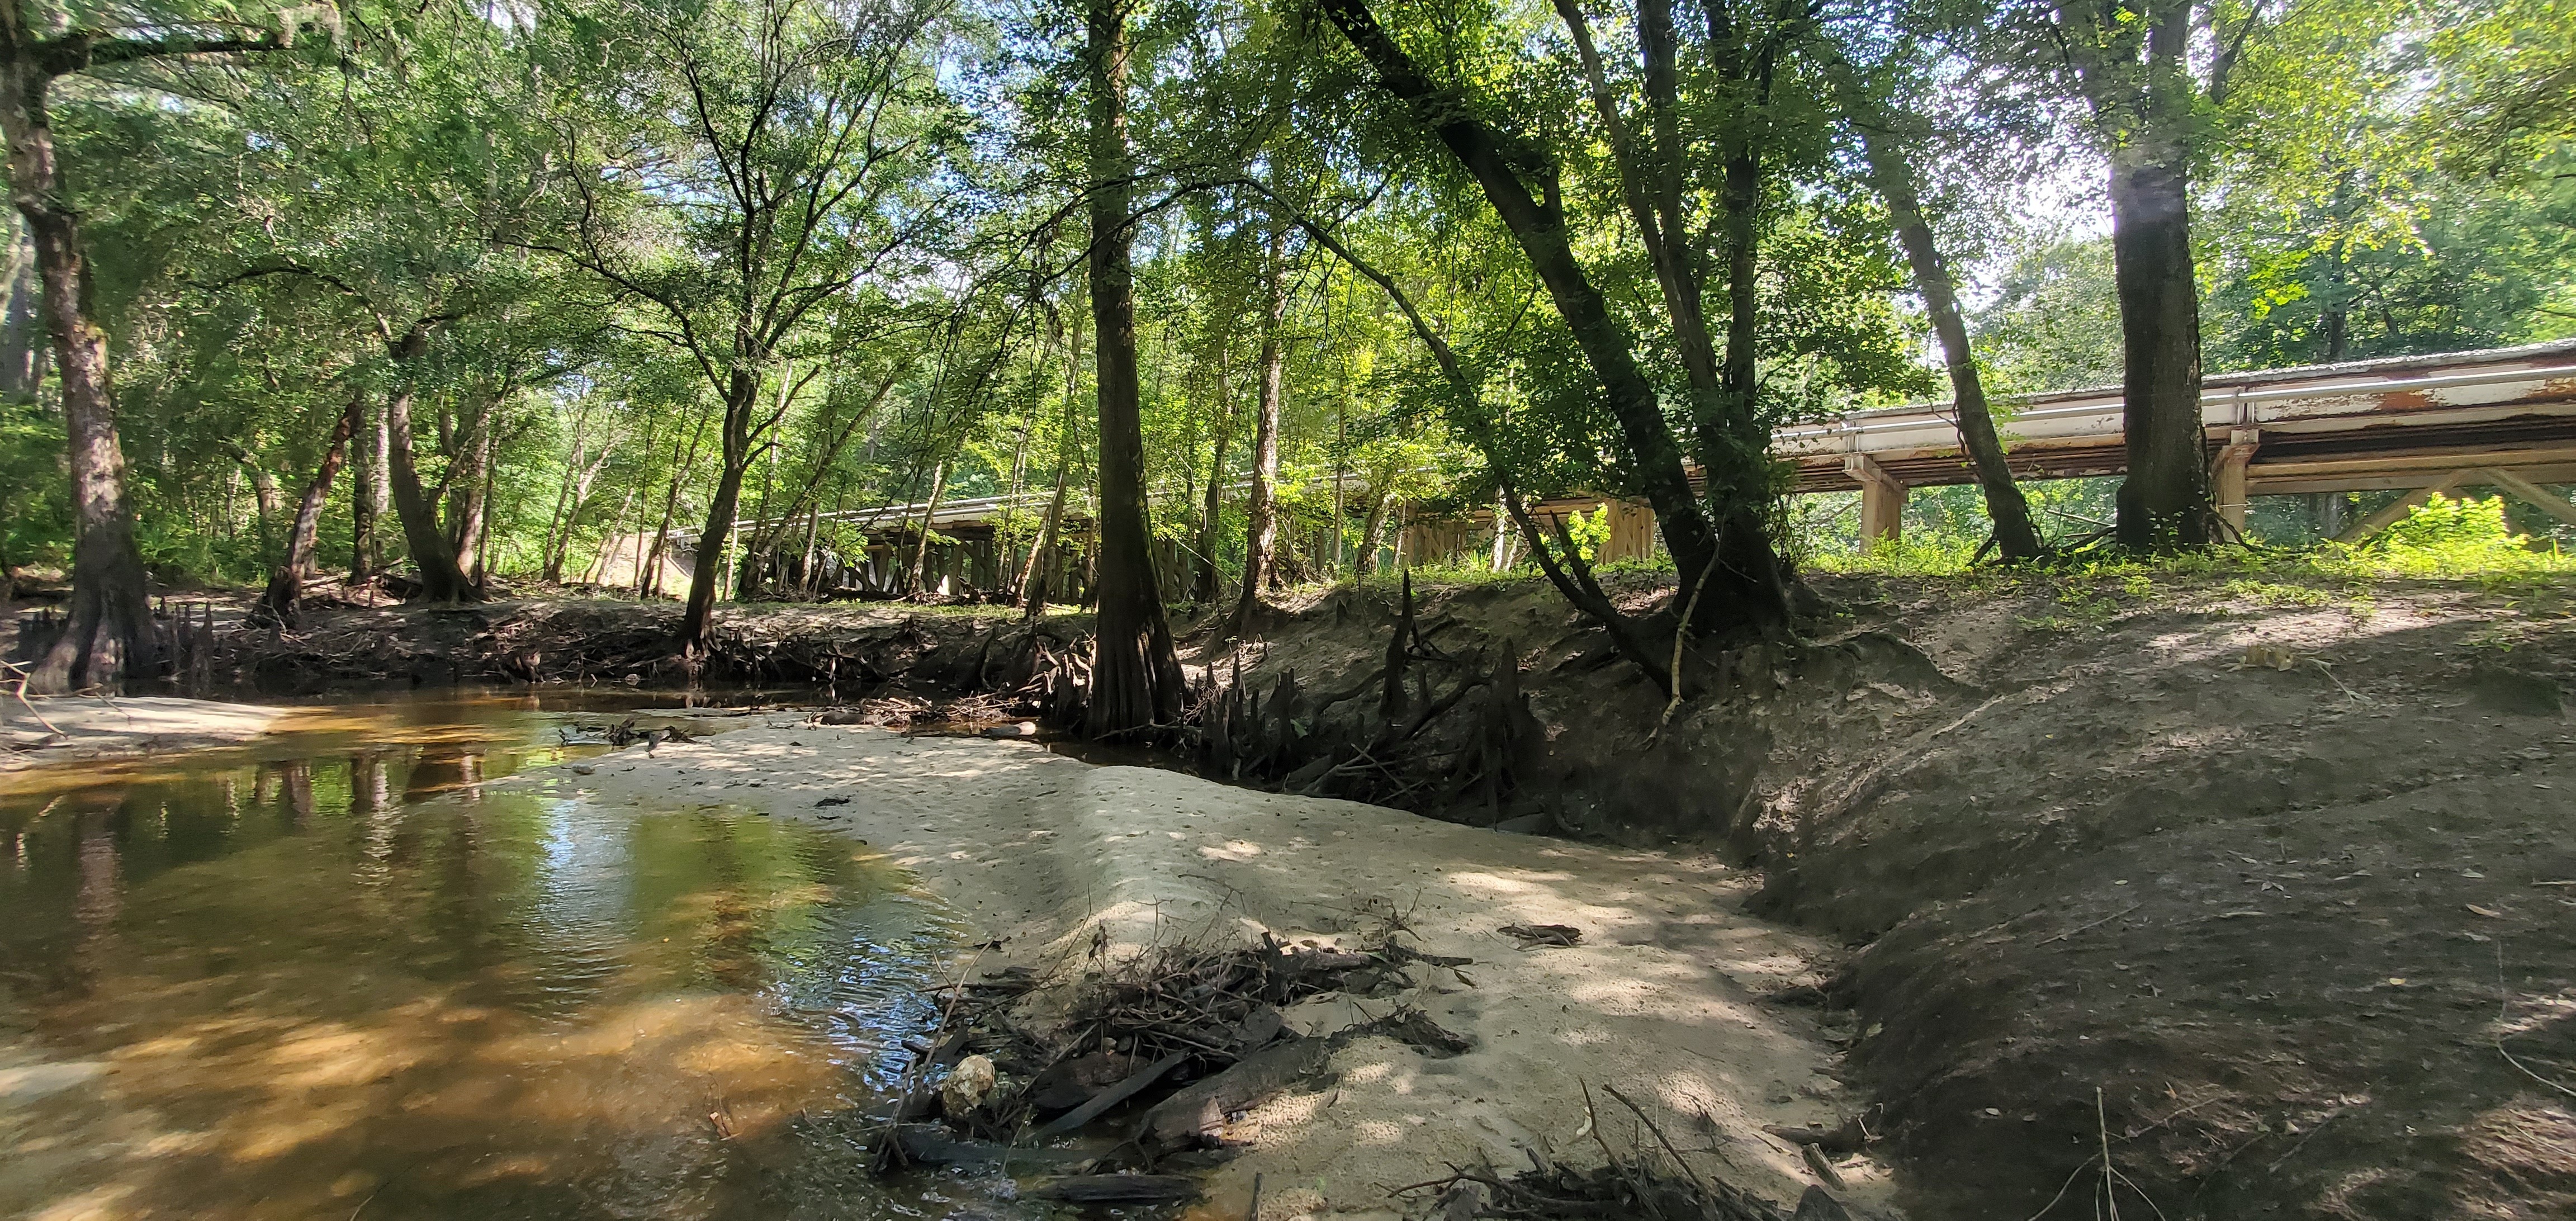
[1783, 339, 2576, 499]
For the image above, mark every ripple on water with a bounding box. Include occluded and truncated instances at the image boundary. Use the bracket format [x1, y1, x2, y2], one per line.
[0, 692, 1022, 1221]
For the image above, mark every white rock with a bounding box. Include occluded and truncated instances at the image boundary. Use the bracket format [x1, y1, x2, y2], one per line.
[941, 1053, 997, 1116]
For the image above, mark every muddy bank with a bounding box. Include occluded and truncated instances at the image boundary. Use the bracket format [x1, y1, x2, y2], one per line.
[509, 724, 1896, 1220]
[206, 597, 1066, 693]
[2, 696, 291, 770]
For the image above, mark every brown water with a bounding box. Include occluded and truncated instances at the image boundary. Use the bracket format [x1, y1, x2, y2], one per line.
[0, 693, 1015, 1221]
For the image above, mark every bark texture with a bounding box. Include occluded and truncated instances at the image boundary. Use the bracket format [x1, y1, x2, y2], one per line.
[7, 46, 156, 691]
[679, 368, 760, 656]
[1082, 0, 1185, 735]
[1830, 62, 2044, 560]
[350, 395, 386, 581]
[2107, 148, 2210, 547]
[2056, 0, 2214, 549]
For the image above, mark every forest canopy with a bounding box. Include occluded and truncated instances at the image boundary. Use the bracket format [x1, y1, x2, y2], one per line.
[1, 0, 2569, 700]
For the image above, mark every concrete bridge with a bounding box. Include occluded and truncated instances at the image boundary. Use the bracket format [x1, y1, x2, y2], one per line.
[1782, 339, 2576, 543]
[608, 339, 2576, 596]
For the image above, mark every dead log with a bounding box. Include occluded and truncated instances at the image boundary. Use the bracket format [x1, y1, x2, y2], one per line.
[886, 1125, 1096, 1171]
[1139, 1035, 1333, 1154]
[1361, 1006, 1474, 1058]
[1029, 1049, 1188, 1139]
[1026, 1050, 1142, 1112]
[1029, 1175, 1201, 1206]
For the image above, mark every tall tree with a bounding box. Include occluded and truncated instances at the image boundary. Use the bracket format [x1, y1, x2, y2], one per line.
[1082, 0, 1186, 734]
[1825, 48, 2044, 560]
[547, 0, 950, 657]
[1317, 0, 1802, 637]
[2036, 0, 2264, 548]
[3, 4, 332, 690]
[250, 383, 365, 626]
[1232, 220, 1290, 628]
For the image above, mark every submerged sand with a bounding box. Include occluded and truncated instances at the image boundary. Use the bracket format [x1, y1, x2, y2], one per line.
[518, 722, 1895, 1219]
[1, 695, 289, 770]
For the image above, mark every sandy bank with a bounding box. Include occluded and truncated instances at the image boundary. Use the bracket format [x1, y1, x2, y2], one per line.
[509, 722, 1893, 1219]
[1, 695, 290, 771]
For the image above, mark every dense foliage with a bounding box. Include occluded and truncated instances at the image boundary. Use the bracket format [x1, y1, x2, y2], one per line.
[1, 0, 2568, 669]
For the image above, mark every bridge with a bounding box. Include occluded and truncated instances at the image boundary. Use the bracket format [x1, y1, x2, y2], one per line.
[597, 340, 2576, 597]
[1778, 339, 2576, 543]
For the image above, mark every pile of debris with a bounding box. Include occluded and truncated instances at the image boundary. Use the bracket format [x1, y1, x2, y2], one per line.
[1405, 1087, 1872, 1221]
[862, 931, 1478, 1209]
[804, 688, 1040, 735]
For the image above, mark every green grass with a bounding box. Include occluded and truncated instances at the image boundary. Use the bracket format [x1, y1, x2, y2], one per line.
[1811, 493, 2576, 591]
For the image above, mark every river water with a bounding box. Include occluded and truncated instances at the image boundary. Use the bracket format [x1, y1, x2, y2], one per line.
[0, 693, 1021, 1221]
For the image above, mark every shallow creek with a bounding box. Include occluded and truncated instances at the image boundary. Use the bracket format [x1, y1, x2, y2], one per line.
[0, 692, 1021, 1221]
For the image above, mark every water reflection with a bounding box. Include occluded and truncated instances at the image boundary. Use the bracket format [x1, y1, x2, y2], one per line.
[0, 694, 990, 1221]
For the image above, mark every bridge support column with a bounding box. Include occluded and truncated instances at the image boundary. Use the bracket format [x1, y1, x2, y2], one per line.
[1844, 454, 1907, 546]
[2210, 428, 2261, 536]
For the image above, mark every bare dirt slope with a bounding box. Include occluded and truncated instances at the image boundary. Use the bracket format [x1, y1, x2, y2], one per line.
[518, 725, 1896, 1220]
[1208, 570, 2574, 1221]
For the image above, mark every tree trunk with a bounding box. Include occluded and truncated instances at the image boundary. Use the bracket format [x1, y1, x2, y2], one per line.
[1356, 490, 1390, 576]
[230, 446, 284, 570]
[540, 414, 585, 584]
[444, 397, 495, 578]
[472, 427, 499, 587]
[381, 325, 479, 603]
[1020, 442, 1074, 619]
[252, 387, 364, 627]
[1000, 418, 1030, 591]
[2107, 146, 2210, 548]
[546, 428, 617, 583]
[2320, 226, 2350, 363]
[907, 455, 948, 595]
[1021, 328, 1083, 617]
[8, 59, 158, 692]
[645, 408, 709, 598]
[351, 394, 386, 582]
[678, 369, 758, 657]
[1194, 376, 1231, 604]
[1083, 0, 1186, 736]
[1232, 225, 1289, 628]
[1832, 69, 2045, 560]
[0, 223, 40, 401]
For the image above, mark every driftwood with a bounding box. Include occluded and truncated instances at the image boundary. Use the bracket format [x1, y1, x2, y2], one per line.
[1762, 1111, 1876, 1156]
[877, 932, 1465, 1193]
[1138, 1035, 1334, 1154]
[1028, 1174, 1202, 1205]
[1363, 1005, 1475, 1058]
[886, 1124, 1095, 1171]
[1028, 1050, 1187, 1139]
